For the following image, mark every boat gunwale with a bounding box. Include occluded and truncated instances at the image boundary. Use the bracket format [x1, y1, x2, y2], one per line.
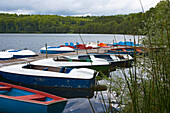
[0, 70, 96, 80]
[0, 64, 96, 79]
[0, 82, 67, 105]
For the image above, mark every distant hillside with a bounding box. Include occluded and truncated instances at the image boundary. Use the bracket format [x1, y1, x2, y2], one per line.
[0, 1, 168, 34]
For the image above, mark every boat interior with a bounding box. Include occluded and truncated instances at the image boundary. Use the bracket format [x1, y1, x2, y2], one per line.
[115, 55, 126, 59]
[22, 64, 72, 73]
[53, 57, 92, 62]
[93, 55, 113, 61]
[0, 85, 53, 102]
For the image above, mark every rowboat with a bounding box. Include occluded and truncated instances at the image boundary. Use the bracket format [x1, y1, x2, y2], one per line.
[91, 54, 133, 67]
[107, 46, 146, 56]
[40, 46, 75, 54]
[6, 49, 38, 58]
[0, 51, 14, 60]
[31, 57, 112, 74]
[64, 54, 133, 68]
[0, 82, 67, 113]
[0, 63, 98, 89]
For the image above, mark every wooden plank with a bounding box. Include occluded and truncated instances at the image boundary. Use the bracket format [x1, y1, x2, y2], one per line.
[15, 94, 46, 101]
[0, 86, 12, 91]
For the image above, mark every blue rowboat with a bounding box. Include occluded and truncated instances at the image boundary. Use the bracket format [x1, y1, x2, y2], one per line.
[6, 49, 38, 58]
[40, 46, 75, 54]
[0, 82, 67, 113]
[0, 63, 98, 89]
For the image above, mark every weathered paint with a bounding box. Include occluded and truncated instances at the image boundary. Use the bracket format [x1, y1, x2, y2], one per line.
[0, 71, 96, 89]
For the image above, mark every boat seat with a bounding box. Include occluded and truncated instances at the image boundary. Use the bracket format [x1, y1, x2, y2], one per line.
[60, 66, 66, 73]
[70, 42, 74, 46]
[43, 67, 48, 71]
[65, 68, 72, 73]
[0, 86, 12, 91]
[15, 94, 46, 101]
[65, 43, 69, 46]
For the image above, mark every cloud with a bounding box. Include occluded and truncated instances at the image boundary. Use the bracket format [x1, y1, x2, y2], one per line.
[0, 10, 35, 15]
[0, 0, 161, 16]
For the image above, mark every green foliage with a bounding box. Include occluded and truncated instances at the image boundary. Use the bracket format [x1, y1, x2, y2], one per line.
[0, 1, 167, 34]
[93, 1, 169, 112]
[101, 1, 169, 112]
[0, 13, 139, 34]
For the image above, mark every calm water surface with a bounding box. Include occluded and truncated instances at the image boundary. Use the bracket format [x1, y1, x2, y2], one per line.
[0, 33, 141, 53]
[0, 34, 141, 113]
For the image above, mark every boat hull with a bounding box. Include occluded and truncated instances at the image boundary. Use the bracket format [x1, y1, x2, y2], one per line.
[0, 81, 67, 113]
[0, 71, 95, 89]
[107, 51, 144, 57]
[40, 50, 74, 54]
[32, 58, 112, 75]
[107, 50, 133, 55]
[91, 54, 133, 68]
[0, 58, 13, 61]
[6, 49, 38, 58]
[107, 47, 147, 57]
[20, 84, 95, 99]
[110, 60, 132, 67]
[0, 97, 67, 113]
[0, 52, 14, 60]
[13, 55, 38, 58]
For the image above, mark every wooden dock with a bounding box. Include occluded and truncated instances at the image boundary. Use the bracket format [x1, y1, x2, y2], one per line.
[0, 48, 109, 68]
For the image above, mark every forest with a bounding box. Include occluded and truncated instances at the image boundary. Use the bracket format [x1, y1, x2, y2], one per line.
[0, 1, 168, 35]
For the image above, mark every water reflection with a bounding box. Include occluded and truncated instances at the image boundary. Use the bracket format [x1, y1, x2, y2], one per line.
[24, 85, 95, 99]
[0, 69, 126, 113]
[0, 77, 95, 99]
[63, 90, 120, 113]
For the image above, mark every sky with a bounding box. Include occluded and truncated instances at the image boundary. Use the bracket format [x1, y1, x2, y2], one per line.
[0, 0, 161, 16]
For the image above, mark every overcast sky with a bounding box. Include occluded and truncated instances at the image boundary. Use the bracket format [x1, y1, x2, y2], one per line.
[0, 0, 161, 16]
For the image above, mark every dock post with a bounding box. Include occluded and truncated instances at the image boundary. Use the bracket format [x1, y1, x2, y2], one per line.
[130, 39, 132, 46]
[138, 35, 140, 46]
[134, 36, 136, 47]
[124, 35, 127, 47]
[76, 42, 78, 55]
[97, 41, 99, 53]
[45, 43, 48, 58]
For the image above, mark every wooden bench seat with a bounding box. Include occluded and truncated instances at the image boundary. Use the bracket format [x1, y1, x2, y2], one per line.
[0, 86, 12, 91]
[15, 94, 46, 101]
[22, 64, 61, 72]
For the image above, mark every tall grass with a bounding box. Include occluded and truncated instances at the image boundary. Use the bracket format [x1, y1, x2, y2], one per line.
[114, 0, 170, 112]
[89, 1, 169, 113]
[94, 1, 170, 113]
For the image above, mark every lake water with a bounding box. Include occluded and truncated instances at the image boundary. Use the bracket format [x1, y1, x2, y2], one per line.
[0, 33, 141, 53]
[0, 33, 141, 113]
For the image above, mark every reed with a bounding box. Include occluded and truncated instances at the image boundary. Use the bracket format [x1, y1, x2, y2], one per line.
[110, 0, 170, 112]
[88, 1, 169, 112]
[93, 1, 169, 112]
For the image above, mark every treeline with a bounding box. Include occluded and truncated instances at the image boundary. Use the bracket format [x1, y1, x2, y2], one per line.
[0, 1, 168, 34]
